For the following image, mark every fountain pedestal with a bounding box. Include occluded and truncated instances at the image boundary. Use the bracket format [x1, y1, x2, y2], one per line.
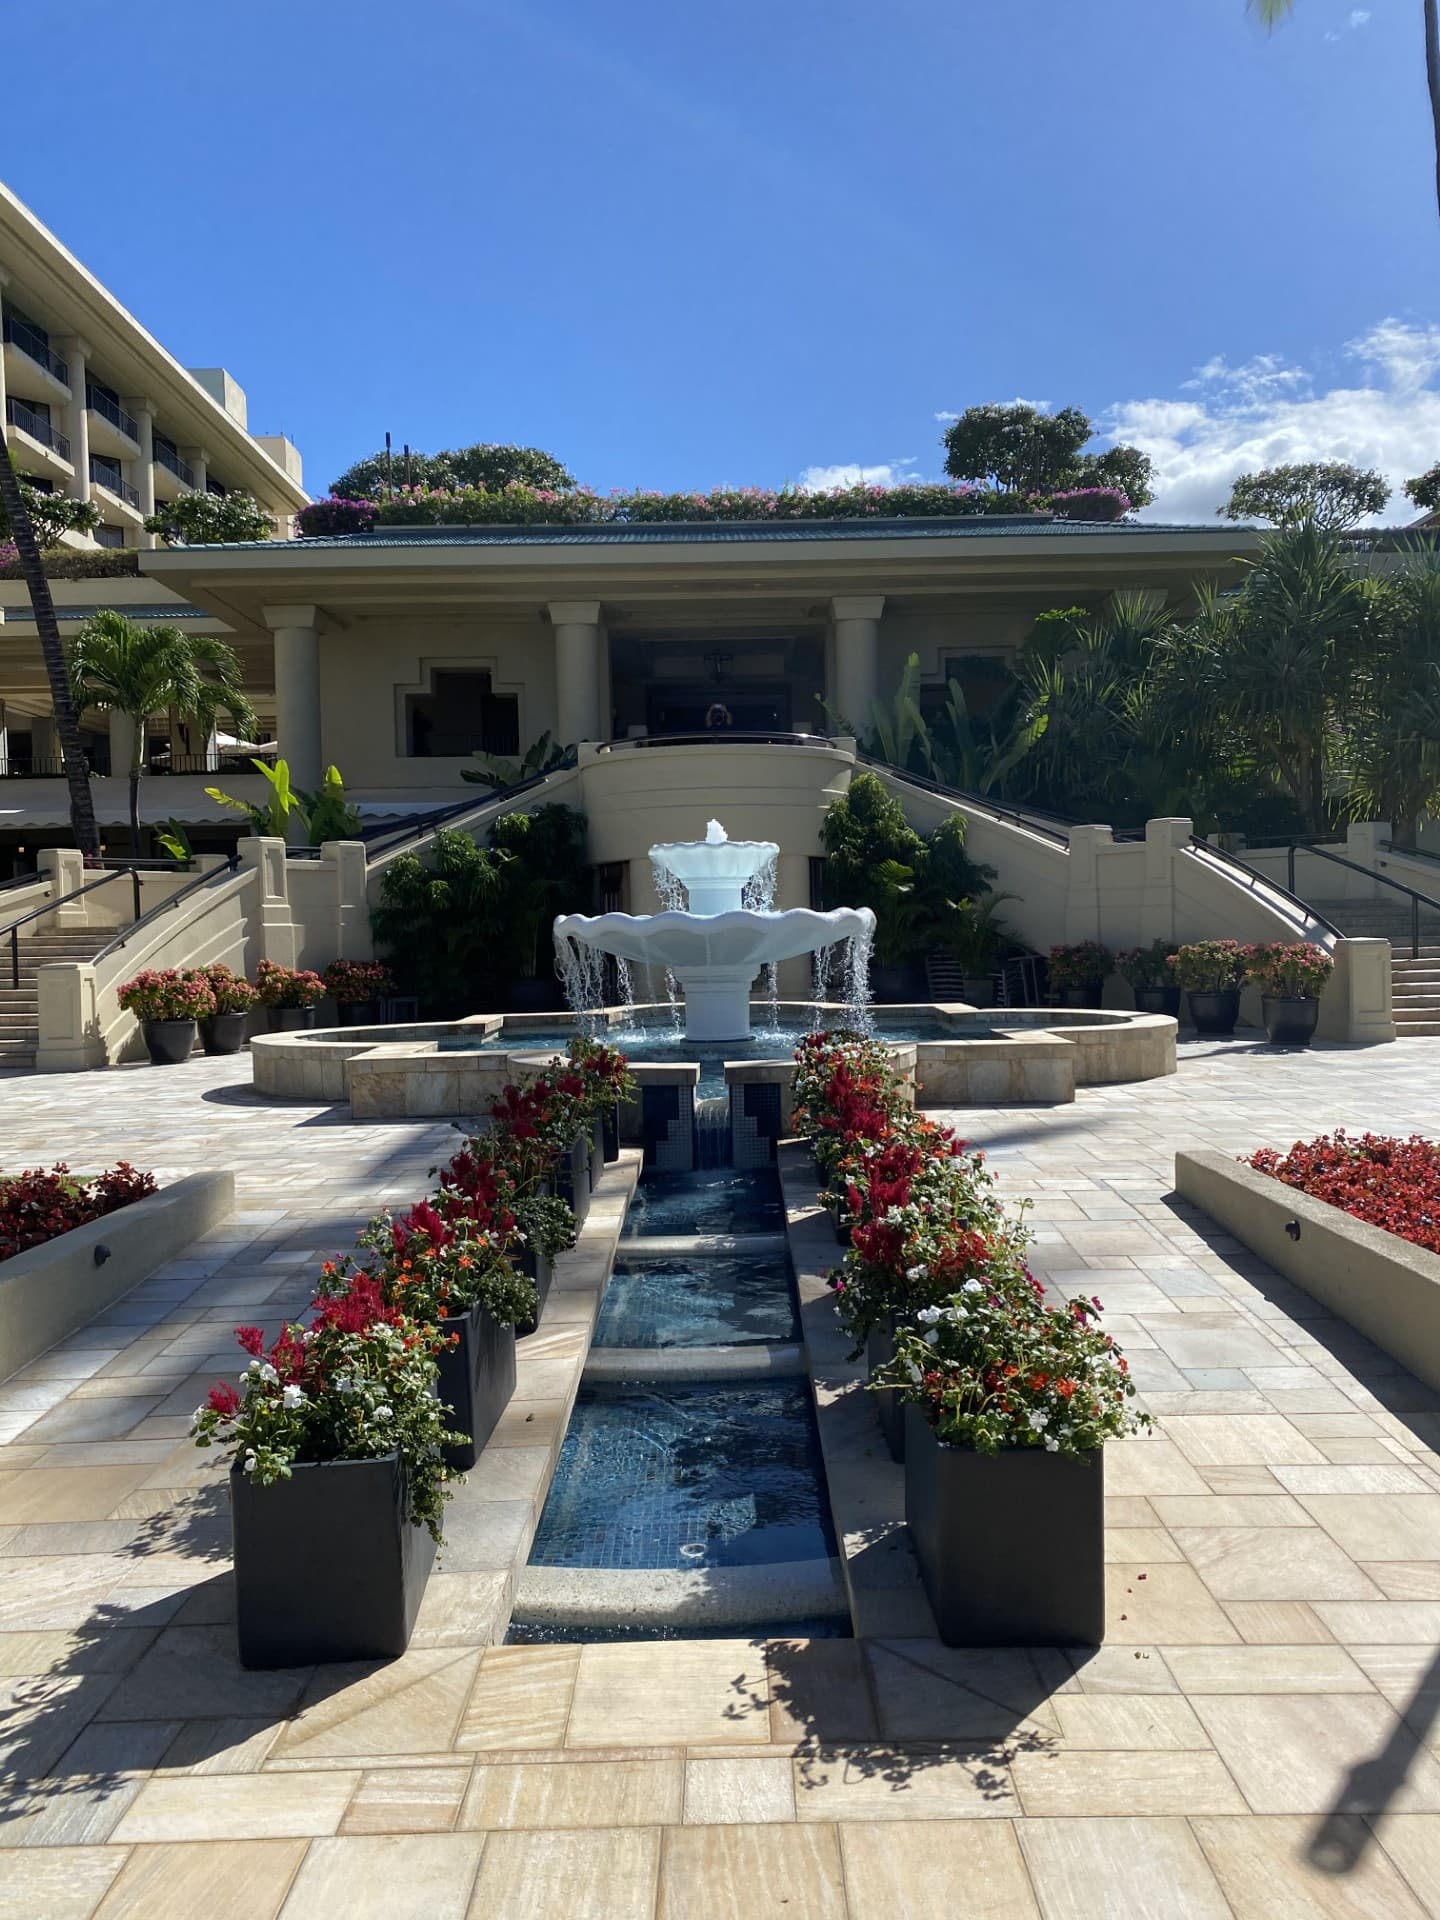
[669, 966, 765, 1044]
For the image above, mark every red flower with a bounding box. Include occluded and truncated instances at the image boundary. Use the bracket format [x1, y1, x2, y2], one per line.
[206, 1382, 240, 1416]
[235, 1325, 266, 1356]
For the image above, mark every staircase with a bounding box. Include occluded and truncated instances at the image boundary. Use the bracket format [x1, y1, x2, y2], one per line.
[1312, 900, 1440, 1038]
[0, 929, 112, 1069]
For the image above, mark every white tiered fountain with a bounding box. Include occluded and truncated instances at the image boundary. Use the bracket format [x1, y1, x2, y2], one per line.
[554, 821, 875, 1042]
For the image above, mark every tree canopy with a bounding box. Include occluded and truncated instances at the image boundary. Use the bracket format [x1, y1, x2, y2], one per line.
[940, 403, 1156, 507]
[1406, 464, 1440, 514]
[1220, 462, 1390, 531]
[331, 443, 575, 500]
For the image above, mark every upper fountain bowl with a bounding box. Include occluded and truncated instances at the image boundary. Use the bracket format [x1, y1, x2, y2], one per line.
[651, 819, 778, 918]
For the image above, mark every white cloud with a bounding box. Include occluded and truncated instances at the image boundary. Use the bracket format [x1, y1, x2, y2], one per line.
[1102, 319, 1440, 524]
[798, 459, 918, 490]
[1326, 8, 1371, 38]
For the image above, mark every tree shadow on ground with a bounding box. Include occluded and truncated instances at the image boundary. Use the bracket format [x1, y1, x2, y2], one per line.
[729, 1635, 1063, 1807]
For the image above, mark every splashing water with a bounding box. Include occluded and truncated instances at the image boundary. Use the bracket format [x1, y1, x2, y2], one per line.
[763, 961, 781, 1030]
[843, 925, 875, 1037]
[615, 957, 636, 1020]
[556, 934, 606, 1031]
[741, 850, 778, 912]
[811, 943, 836, 1029]
[650, 858, 687, 914]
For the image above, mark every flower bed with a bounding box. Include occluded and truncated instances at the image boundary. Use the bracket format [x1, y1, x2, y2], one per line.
[0, 1162, 157, 1263]
[1247, 1131, 1440, 1257]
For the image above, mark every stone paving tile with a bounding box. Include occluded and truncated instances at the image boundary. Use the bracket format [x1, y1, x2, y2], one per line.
[277, 1832, 484, 1919]
[659, 1823, 845, 1919]
[838, 1819, 1040, 1918]
[467, 1825, 660, 1920]
[1016, 1816, 1232, 1920]
[90, 1838, 308, 1920]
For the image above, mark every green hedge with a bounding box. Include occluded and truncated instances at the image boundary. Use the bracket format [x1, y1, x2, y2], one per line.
[0, 547, 142, 581]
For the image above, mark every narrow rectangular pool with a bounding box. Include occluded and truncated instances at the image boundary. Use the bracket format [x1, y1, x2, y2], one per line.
[595, 1253, 798, 1348]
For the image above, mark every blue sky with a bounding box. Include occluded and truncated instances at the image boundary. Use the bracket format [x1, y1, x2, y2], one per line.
[6, 0, 1439, 519]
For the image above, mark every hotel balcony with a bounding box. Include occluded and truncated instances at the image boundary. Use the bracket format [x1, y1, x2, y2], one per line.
[1, 314, 70, 400]
[88, 454, 143, 521]
[4, 396, 74, 484]
[152, 439, 195, 501]
[84, 383, 142, 459]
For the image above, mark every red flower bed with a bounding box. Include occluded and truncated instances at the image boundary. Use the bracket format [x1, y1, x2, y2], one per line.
[0, 1162, 158, 1263]
[1247, 1131, 1440, 1257]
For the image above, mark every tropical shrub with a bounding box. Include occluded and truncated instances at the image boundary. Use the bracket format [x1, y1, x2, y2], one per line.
[371, 828, 507, 1014]
[0, 545, 140, 582]
[206, 759, 362, 845]
[0, 481, 101, 549]
[0, 1161, 156, 1262]
[253, 961, 325, 1009]
[189, 963, 258, 1015]
[117, 969, 216, 1023]
[1243, 941, 1334, 998]
[1169, 939, 1247, 992]
[1116, 940, 1178, 990]
[295, 496, 380, 538]
[331, 444, 575, 500]
[488, 805, 592, 983]
[874, 1289, 1149, 1455]
[323, 959, 394, 1004]
[461, 729, 571, 790]
[190, 1283, 462, 1542]
[1049, 488, 1130, 522]
[1047, 941, 1111, 990]
[144, 491, 274, 545]
[1247, 1131, 1440, 1257]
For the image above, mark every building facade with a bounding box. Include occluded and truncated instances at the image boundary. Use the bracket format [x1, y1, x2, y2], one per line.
[1, 180, 306, 552]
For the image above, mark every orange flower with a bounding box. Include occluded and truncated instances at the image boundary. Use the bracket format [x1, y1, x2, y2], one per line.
[1029, 1372, 1049, 1391]
[1055, 1378, 1077, 1398]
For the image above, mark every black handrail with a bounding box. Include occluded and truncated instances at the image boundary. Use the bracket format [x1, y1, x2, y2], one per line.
[600, 731, 842, 752]
[860, 754, 1075, 849]
[359, 753, 581, 857]
[1284, 842, 1440, 958]
[91, 856, 241, 963]
[3, 868, 143, 990]
[1184, 839, 1343, 941]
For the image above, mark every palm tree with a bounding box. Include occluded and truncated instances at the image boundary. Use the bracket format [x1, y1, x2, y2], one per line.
[1251, 0, 1440, 221]
[68, 611, 255, 854]
[0, 455, 101, 856]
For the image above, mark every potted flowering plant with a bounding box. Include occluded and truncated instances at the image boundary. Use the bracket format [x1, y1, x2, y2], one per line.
[189, 963, 257, 1055]
[1244, 941, 1333, 1048]
[492, 1070, 593, 1223]
[1116, 941, 1181, 1017]
[335, 1198, 536, 1470]
[1170, 939, 1247, 1036]
[253, 959, 326, 1031]
[117, 968, 215, 1065]
[439, 1136, 577, 1335]
[875, 1285, 1148, 1646]
[1047, 941, 1111, 1009]
[323, 958, 394, 1027]
[191, 1276, 462, 1666]
[565, 1034, 637, 1173]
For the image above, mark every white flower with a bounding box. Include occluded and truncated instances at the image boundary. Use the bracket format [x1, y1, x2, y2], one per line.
[374, 1404, 393, 1422]
[906, 1266, 929, 1283]
[916, 1305, 942, 1324]
[281, 1383, 306, 1410]
[258, 1363, 279, 1385]
[962, 1279, 984, 1296]
[334, 1373, 355, 1395]
[1044, 1438, 1060, 1453]
[1028, 1411, 1049, 1431]
[242, 1450, 257, 1472]
[924, 1327, 940, 1346]
[906, 1362, 922, 1383]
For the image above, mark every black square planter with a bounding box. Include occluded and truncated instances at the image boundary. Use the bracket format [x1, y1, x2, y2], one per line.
[601, 1103, 620, 1163]
[867, 1319, 904, 1464]
[555, 1133, 591, 1226]
[436, 1304, 517, 1470]
[230, 1451, 436, 1668]
[904, 1405, 1105, 1647]
[516, 1243, 552, 1338]
[589, 1115, 606, 1190]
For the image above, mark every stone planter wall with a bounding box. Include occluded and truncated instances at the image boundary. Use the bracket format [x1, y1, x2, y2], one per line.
[0, 1173, 235, 1384]
[1175, 1148, 1440, 1394]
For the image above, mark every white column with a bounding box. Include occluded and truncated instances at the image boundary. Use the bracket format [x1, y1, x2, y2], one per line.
[263, 603, 323, 792]
[829, 595, 885, 736]
[125, 398, 156, 546]
[58, 337, 91, 508]
[182, 445, 208, 493]
[0, 270, 9, 436]
[548, 599, 608, 744]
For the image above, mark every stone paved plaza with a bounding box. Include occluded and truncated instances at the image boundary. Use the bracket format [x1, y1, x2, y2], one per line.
[3, 1037, 1440, 1916]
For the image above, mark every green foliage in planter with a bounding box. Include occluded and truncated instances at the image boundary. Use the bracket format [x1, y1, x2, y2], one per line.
[1047, 942, 1111, 991]
[938, 893, 1016, 977]
[331, 443, 575, 500]
[117, 968, 216, 1023]
[144, 490, 274, 545]
[253, 960, 325, 1008]
[462, 729, 571, 790]
[820, 775, 991, 970]
[0, 544, 142, 581]
[488, 804, 591, 982]
[1243, 940, 1334, 997]
[1170, 939, 1247, 992]
[1116, 940, 1177, 990]
[205, 758, 361, 845]
[372, 828, 507, 1014]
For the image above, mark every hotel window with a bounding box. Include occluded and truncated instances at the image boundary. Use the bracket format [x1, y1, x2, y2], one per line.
[407, 670, 519, 758]
[93, 525, 126, 549]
